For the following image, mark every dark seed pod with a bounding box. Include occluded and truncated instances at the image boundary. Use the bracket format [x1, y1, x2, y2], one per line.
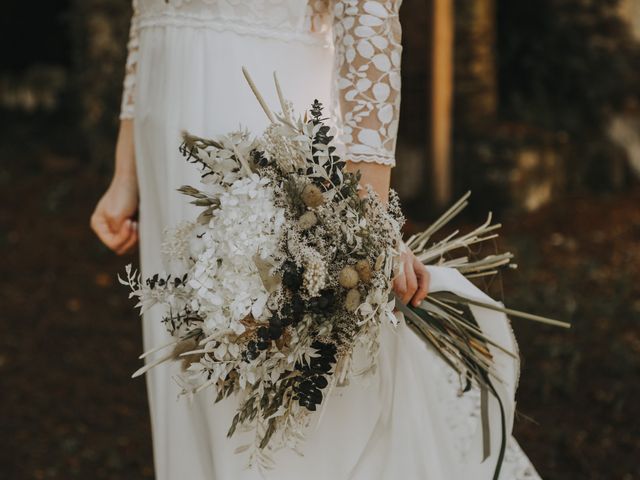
[291, 295, 305, 316]
[313, 375, 328, 389]
[309, 289, 336, 314]
[268, 324, 283, 340]
[309, 389, 323, 404]
[283, 270, 303, 290]
[251, 150, 269, 167]
[244, 349, 259, 361]
[299, 379, 314, 392]
[269, 315, 281, 328]
[257, 326, 270, 341]
[280, 303, 292, 319]
[282, 261, 303, 290]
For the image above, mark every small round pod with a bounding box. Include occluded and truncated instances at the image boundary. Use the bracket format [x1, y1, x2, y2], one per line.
[345, 288, 361, 312]
[298, 211, 318, 230]
[301, 184, 324, 208]
[338, 266, 359, 289]
[354, 259, 372, 283]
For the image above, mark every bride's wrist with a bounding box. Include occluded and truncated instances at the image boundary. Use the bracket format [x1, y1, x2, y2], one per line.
[111, 168, 138, 191]
[113, 119, 137, 184]
[346, 160, 391, 203]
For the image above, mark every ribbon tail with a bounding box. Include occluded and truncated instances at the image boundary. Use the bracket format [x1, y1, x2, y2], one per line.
[487, 378, 507, 480]
[480, 384, 491, 461]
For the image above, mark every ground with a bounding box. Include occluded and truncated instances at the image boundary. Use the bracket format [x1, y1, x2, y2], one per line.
[0, 116, 638, 479]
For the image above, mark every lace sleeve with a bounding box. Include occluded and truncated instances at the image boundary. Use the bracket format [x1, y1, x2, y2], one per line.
[120, 0, 140, 120]
[332, 0, 403, 167]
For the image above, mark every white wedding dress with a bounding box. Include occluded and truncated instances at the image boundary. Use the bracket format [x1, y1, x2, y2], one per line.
[121, 1, 542, 478]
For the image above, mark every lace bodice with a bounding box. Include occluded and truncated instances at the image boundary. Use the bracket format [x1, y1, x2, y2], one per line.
[120, 0, 402, 166]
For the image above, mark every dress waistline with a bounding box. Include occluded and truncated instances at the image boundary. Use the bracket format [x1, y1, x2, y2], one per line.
[138, 12, 330, 47]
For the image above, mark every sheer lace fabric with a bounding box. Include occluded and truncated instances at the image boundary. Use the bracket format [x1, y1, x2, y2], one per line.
[120, 0, 400, 166]
[331, 0, 401, 165]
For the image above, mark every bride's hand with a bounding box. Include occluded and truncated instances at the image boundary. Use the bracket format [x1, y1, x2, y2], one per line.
[344, 161, 429, 306]
[91, 174, 139, 255]
[393, 244, 430, 306]
[90, 120, 139, 255]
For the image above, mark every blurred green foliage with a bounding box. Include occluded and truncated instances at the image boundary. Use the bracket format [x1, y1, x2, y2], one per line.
[496, 0, 640, 189]
[497, 0, 640, 135]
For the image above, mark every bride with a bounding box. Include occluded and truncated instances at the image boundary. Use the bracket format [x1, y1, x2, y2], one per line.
[91, 1, 541, 479]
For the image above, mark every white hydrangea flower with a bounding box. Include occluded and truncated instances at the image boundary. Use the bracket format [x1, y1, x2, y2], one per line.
[186, 174, 285, 336]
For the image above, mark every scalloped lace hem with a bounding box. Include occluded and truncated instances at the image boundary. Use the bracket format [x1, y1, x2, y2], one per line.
[346, 153, 396, 167]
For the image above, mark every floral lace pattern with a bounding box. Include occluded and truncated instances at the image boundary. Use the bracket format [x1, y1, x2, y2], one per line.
[332, 0, 402, 166]
[120, 0, 402, 166]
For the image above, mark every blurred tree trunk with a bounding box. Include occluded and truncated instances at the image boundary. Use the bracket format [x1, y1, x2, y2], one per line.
[618, 0, 640, 40]
[454, 0, 497, 132]
[430, 0, 454, 208]
[70, 0, 131, 167]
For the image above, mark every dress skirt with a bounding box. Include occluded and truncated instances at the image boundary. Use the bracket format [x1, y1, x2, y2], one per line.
[133, 20, 539, 480]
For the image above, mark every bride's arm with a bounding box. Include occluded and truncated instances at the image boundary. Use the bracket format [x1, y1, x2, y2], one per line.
[90, 1, 139, 254]
[332, 0, 402, 202]
[333, 0, 429, 305]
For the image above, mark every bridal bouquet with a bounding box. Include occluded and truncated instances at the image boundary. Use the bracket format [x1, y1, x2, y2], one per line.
[121, 70, 568, 474]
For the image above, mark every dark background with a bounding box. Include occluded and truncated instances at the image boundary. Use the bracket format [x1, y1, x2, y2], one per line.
[1, 1, 639, 479]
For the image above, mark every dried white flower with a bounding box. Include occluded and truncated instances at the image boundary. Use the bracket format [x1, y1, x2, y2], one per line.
[262, 123, 309, 172]
[302, 249, 326, 297]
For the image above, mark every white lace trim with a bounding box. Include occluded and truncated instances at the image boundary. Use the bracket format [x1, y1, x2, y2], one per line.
[137, 12, 330, 46]
[437, 364, 542, 480]
[347, 153, 396, 166]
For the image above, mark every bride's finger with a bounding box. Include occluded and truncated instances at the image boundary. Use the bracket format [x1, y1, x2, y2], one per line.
[108, 218, 135, 251]
[92, 215, 130, 251]
[393, 263, 407, 300]
[401, 258, 418, 304]
[411, 260, 430, 307]
[116, 221, 139, 255]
